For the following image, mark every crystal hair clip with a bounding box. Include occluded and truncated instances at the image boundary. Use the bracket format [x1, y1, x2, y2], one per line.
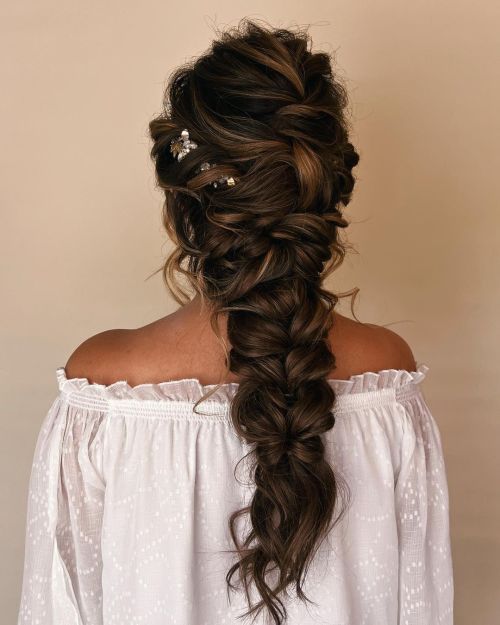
[170, 129, 198, 162]
[169, 128, 237, 188]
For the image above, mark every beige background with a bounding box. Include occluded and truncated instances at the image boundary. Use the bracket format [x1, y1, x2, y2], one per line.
[2, 3, 499, 624]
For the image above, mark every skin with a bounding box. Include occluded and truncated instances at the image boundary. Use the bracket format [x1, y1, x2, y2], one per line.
[64, 292, 417, 387]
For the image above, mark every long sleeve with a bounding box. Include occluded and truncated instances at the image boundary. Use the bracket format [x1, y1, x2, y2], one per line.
[17, 393, 108, 625]
[394, 386, 454, 625]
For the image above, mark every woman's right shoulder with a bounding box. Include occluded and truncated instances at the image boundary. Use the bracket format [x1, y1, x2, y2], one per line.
[330, 312, 418, 378]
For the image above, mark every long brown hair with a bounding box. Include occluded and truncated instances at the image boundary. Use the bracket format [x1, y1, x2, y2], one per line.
[148, 18, 359, 625]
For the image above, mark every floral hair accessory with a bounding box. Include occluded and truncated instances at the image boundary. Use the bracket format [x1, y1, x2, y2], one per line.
[170, 129, 198, 162]
[169, 128, 237, 188]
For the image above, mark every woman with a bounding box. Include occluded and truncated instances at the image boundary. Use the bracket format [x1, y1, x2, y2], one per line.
[17, 18, 453, 625]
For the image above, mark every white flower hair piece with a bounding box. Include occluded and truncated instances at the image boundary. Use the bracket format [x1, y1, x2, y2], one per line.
[169, 129, 198, 162]
[169, 128, 237, 188]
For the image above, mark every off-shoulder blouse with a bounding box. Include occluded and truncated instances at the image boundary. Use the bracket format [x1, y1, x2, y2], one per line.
[17, 362, 454, 625]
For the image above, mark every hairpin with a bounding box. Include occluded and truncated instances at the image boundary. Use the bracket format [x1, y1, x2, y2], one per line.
[170, 129, 198, 162]
[169, 128, 237, 188]
[198, 160, 236, 187]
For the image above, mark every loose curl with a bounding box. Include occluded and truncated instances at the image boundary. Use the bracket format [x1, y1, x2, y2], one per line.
[148, 18, 360, 625]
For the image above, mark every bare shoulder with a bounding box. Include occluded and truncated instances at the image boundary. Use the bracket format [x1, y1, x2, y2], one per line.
[62, 300, 216, 386]
[366, 322, 418, 372]
[64, 328, 138, 385]
[330, 312, 418, 378]
[63, 307, 205, 386]
[64, 309, 418, 387]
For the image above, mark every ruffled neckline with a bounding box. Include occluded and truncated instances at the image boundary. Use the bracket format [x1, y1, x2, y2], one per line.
[55, 363, 429, 406]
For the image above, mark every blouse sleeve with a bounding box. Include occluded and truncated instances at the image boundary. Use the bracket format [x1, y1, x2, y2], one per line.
[394, 386, 454, 625]
[17, 392, 108, 625]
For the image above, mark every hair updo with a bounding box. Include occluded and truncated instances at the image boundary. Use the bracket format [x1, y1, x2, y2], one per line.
[148, 18, 359, 625]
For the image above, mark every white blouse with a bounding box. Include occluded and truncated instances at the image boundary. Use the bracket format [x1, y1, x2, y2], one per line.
[17, 362, 454, 625]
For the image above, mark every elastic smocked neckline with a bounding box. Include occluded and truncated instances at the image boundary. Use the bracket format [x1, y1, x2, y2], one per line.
[55, 363, 429, 417]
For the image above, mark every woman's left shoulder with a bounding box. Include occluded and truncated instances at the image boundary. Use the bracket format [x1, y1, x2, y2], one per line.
[64, 328, 136, 385]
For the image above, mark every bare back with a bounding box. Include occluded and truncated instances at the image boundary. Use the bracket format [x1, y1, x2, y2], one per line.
[64, 295, 417, 387]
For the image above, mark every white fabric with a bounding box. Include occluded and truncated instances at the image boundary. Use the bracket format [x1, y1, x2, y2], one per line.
[17, 362, 453, 625]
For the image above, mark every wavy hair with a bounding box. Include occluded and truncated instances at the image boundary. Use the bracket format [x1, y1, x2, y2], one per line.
[148, 18, 360, 625]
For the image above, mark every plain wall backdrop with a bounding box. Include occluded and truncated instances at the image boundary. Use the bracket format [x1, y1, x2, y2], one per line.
[2, 3, 499, 624]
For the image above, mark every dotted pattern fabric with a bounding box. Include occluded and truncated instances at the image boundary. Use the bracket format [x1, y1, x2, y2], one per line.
[17, 363, 453, 625]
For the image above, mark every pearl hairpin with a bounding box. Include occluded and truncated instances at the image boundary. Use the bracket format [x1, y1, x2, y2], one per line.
[169, 129, 198, 162]
[169, 128, 237, 188]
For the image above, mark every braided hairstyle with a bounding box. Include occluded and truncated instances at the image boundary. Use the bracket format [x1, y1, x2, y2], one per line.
[148, 18, 359, 625]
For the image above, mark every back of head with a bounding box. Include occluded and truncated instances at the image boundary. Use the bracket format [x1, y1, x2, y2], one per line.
[149, 18, 359, 625]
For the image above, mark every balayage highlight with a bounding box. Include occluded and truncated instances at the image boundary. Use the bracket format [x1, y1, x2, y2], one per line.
[148, 19, 360, 625]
